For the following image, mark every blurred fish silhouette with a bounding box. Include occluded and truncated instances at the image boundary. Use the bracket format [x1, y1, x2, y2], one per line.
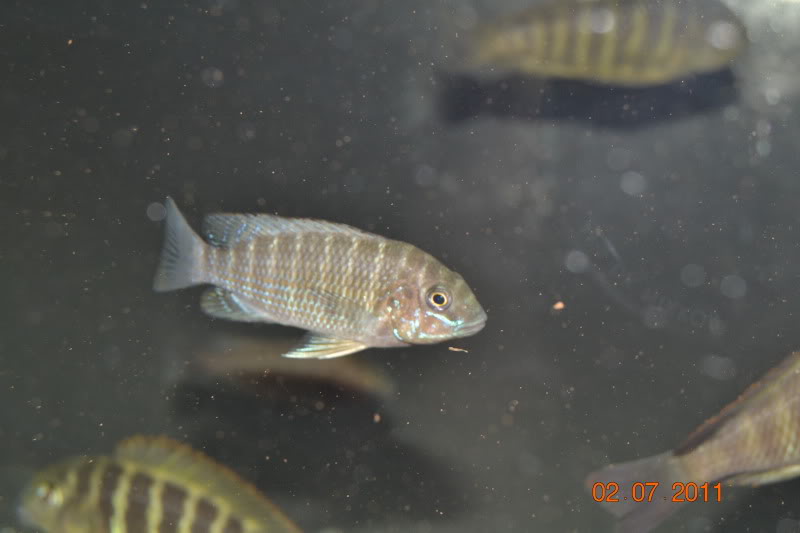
[439, 0, 746, 126]
[451, 0, 747, 87]
[19, 435, 302, 533]
[153, 198, 486, 359]
[191, 331, 397, 401]
[586, 350, 800, 532]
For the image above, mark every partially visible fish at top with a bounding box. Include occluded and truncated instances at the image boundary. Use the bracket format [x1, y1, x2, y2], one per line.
[586, 350, 800, 532]
[153, 197, 487, 359]
[452, 0, 748, 87]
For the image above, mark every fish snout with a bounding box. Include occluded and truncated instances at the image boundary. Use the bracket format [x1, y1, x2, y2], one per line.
[456, 308, 487, 337]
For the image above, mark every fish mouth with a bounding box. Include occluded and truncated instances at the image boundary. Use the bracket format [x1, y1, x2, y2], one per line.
[456, 312, 487, 337]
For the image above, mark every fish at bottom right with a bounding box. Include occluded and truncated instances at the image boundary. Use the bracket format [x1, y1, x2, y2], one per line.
[586, 350, 800, 532]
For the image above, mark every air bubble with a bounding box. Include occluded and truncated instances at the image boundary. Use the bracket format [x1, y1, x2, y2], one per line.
[590, 8, 615, 34]
[706, 21, 741, 51]
[620, 171, 646, 196]
[701, 354, 736, 381]
[680, 264, 706, 288]
[414, 164, 436, 187]
[147, 202, 167, 221]
[201, 67, 224, 88]
[564, 250, 589, 273]
[720, 275, 746, 299]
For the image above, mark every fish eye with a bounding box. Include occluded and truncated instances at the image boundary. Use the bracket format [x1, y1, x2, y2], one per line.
[35, 482, 63, 507]
[426, 288, 451, 310]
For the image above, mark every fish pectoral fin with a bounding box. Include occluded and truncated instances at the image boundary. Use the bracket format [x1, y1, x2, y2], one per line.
[282, 334, 368, 359]
[727, 464, 800, 487]
[201, 288, 272, 323]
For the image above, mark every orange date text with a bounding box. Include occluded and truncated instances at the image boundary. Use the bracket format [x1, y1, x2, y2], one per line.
[591, 482, 722, 503]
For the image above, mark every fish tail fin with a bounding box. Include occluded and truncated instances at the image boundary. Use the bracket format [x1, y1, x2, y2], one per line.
[585, 452, 689, 533]
[153, 197, 206, 292]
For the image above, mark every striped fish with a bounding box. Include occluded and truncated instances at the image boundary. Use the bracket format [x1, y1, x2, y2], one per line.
[459, 0, 747, 87]
[152, 198, 487, 359]
[17, 436, 302, 533]
[586, 350, 800, 532]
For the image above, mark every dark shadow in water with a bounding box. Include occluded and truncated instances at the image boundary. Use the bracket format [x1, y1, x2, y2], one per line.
[437, 68, 738, 129]
[702, 481, 800, 532]
[169, 377, 472, 531]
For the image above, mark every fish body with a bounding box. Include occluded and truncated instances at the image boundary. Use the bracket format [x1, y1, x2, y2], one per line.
[459, 0, 747, 87]
[153, 198, 486, 359]
[586, 350, 800, 532]
[18, 435, 302, 533]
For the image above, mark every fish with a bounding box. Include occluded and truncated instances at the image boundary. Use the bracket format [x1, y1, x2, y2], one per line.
[18, 435, 302, 533]
[585, 350, 800, 532]
[152, 197, 487, 359]
[193, 332, 397, 400]
[454, 0, 748, 87]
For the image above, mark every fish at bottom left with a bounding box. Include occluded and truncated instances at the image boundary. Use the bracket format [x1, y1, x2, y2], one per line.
[18, 435, 302, 533]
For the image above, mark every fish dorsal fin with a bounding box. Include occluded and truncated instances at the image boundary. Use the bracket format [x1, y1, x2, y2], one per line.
[202, 212, 369, 247]
[677, 352, 800, 454]
[114, 436, 301, 531]
[282, 333, 368, 359]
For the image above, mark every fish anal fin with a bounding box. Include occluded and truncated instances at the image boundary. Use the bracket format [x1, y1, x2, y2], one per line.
[200, 288, 272, 323]
[202, 212, 368, 247]
[727, 464, 800, 487]
[114, 436, 301, 531]
[677, 351, 800, 454]
[282, 334, 367, 359]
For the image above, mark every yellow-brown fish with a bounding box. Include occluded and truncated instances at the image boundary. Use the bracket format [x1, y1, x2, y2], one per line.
[18, 435, 302, 533]
[586, 350, 800, 532]
[194, 332, 397, 400]
[153, 198, 486, 359]
[458, 0, 747, 87]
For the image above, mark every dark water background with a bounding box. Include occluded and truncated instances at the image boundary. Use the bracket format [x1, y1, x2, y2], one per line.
[4, 0, 800, 531]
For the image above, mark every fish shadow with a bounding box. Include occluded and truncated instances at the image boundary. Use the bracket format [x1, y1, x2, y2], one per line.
[437, 68, 738, 129]
[168, 378, 474, 531]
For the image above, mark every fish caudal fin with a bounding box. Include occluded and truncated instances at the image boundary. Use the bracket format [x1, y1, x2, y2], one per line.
[153, 197, 206, 292]
[585, 452, 689, 533]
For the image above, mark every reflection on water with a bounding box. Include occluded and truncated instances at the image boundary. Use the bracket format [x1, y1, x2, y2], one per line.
[5, 0, 800, 532]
